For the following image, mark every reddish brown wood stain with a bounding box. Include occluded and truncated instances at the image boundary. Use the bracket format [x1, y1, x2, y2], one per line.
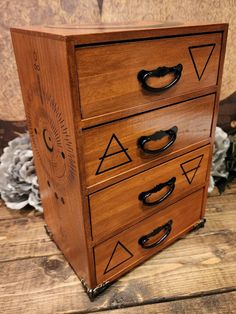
[10, 22, 228, 291]
[77, 33, 221, 118]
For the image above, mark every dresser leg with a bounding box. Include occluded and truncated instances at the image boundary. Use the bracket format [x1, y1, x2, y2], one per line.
[80, 278, 112, 301]
[43, 226, 112, 300]
[192, 218, 206, 232]
[44, 224, 54, 240]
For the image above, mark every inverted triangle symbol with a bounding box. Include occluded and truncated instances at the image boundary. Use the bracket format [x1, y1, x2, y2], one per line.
[96, 133, 132, 175]
[104, 241, 133, 274]
[189, 44, 215, 80]
[180, 154, 204, 184]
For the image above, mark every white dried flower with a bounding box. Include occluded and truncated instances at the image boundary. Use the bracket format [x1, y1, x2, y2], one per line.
[0, 133, 42, 212]
[208, 127, 230, 193]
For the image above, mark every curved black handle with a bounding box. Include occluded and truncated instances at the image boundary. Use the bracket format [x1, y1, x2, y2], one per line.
[137, 126, 178, 155]
[138, 220, 173, 249]
[137, 64, 183, 93]
[139, 177, 176, 206]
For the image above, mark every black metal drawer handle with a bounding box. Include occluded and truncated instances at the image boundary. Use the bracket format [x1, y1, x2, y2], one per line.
[138, 220, 173, 249]
[137, 126, 178, 155]
[139, 177, 176, 206]
[137, 64, 183, 93]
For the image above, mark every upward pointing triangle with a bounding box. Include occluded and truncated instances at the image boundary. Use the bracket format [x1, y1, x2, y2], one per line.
[96, 133, 132, 175]
[104, 241, 133, 274]
[189, 44, 215, 80]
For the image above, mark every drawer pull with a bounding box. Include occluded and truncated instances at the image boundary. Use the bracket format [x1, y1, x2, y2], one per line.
[138, 220, 173, 249]
[137, 64, 183, 93]
[138, 126, 178, 155]
[139, 177, 176, 206]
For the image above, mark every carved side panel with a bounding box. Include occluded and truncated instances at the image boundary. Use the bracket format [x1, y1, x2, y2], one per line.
[11, 31, 92, 286]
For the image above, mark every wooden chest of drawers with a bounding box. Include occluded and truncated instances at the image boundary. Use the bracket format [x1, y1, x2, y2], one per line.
[11, 22, 228, 299]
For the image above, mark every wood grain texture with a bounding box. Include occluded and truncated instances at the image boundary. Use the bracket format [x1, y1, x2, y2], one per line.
[91, 291, 236, 314]
[94, 189, 203, 284]
[209, 179, 236, 197]
[1, 191, 235, 264]
[10, 31, 94, 286]
[0, 183, 235, 313]
[10, 22, 227, 43]
[0, 200, 33, 220]
[83, 94, 215, 190]
[77, 32, 221, 119]
[2, 0, 235, 121]
[200, 26, 228, 220]
[79, 86, 218, 129]
[0, 216, 59, 262]
[0, 208, 236, 313]
[1, 231, 235, 314]
[90, 145, 210, 243]
[102, 0, 233, 101]
[10, 22, 228, 295]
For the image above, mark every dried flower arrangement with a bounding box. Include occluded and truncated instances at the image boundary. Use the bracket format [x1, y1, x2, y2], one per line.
[0, 129, 235, 212]
[0, 133, 42, 211]
[208, 127, 230, 192]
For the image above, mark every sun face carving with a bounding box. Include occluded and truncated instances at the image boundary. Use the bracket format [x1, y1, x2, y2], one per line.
[25, 82, 77, 190]
[24, 49, 77, 207]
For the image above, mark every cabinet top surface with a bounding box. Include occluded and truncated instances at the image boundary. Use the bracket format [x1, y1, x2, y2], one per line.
[11, 21, 228, 45]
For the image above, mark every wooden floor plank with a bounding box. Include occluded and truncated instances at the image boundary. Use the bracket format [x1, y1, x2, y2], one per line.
[0, 193, 235, 262]
[0, 182, 235, 313]
[0, 216, 60, 262]
[207, 194, 236, 207]
[0, 179, 234, 221]
[209, 179, 236, 197]
[0, 231, 235, 313]
[189, 196, 236, 237]
[0, 200, 41, 220]
[90, 291, 236, 314]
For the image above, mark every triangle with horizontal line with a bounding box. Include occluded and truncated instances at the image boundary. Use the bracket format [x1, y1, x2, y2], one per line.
[96, 133, 132, 175]
[180, 154, 204, 184]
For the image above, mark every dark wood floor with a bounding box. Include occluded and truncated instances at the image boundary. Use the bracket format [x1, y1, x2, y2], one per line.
[0, 181, 235, 314]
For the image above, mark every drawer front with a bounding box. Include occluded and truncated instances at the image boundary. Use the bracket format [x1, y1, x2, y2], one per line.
[77, 33, 221, 119]
[90, 146, 210, 242]
[94, 189, 203, 284]
[83, 94, 215, 188]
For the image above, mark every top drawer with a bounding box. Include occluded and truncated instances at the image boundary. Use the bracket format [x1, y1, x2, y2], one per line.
[76, 32, 221, 119]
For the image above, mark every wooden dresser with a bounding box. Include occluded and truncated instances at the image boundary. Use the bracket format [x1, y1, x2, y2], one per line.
[11, 22, 228, 299]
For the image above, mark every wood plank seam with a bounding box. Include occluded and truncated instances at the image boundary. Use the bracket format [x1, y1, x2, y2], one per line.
[0, 253, 62, 264]
[78, 288, 236, 314]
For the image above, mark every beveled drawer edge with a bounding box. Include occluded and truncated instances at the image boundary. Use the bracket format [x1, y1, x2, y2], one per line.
[88, 182, 206, 247]
[88, 144, 211, 245]
[72, 23, 228, 46]
[80, 89, 218, 130]
[93, 208, 204, 285]
[85, 140, 211, 195]
[75, 29, 224, 49]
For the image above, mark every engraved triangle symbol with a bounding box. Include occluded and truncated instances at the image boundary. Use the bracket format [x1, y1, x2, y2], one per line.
[96, 133, 132, 175]
[180, 154, 204, 184]
[104, 241, 133, 274]
[189, 44, 215, 80]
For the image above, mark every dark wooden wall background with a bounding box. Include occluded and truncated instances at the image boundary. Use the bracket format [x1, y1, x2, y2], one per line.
[0, 0, 236, 121]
